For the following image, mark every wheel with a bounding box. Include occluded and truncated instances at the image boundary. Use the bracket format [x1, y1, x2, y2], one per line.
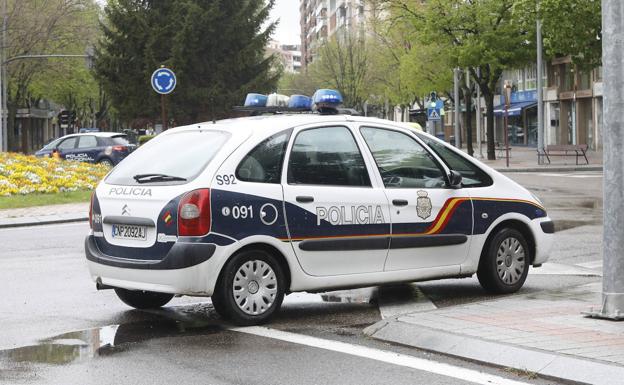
[114, 288, 174, 309]
[477, 228, 530, 294]
[212, 249, 285, 325]
[98, 158, 114, 167]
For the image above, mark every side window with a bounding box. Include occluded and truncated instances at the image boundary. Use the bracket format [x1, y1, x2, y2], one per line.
[415, 133, 493, 187]
[287, 126, 371, 187]
[236, 130, 291, 184]
[360, 127, 446, 189]
[78, 135, 97, 148]
[57, 137, 77, 150]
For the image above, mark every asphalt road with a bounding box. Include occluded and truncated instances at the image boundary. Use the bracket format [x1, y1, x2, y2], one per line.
[0, 221, 573, 385]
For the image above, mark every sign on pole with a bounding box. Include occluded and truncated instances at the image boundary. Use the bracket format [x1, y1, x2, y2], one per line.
[152, 67, 176, 131]
[427, 107, 441, 121]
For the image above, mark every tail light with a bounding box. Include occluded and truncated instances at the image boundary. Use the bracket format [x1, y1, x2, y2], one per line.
[89, 192, 95, 229]
[178, 189, 211, 236]
[112, 145, 127, 152]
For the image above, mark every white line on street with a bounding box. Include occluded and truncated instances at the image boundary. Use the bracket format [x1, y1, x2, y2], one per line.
[231, 326, 532, 385]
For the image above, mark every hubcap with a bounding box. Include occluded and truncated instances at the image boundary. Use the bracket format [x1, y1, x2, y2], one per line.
[233, 260, 277, 316]
[496, 237, 526, 285]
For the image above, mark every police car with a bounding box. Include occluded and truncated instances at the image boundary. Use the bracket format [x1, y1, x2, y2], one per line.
[35, 132, 135, 166]
[85, 90, 554, 325]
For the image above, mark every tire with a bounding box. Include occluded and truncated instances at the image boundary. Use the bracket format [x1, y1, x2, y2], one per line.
[98, 158, 114, 167]
[212, 249, 285, 326]
[477, 228, 530, 294]
[114, 288, 174, 309]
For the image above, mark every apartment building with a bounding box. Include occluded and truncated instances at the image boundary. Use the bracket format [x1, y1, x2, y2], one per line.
[300, 0, 367, 68]
[266, 41, 302, 73]
[487, 58, 603, 150]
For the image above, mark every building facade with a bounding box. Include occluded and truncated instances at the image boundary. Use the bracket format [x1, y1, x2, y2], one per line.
[266, 41, 302, 73]
[300, 0, 367, 68]
[488, 59, 603, 150]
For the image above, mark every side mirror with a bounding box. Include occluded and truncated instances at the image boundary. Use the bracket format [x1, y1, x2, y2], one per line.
[448, 170, 463, 189]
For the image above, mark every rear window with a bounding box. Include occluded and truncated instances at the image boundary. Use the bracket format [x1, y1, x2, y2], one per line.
[106, 130, 230, 185]
[108, 135, 131, 146]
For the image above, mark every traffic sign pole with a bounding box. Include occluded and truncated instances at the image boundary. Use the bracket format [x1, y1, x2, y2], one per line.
[151, 66, 176, 132]
[161, 94, 167, 131]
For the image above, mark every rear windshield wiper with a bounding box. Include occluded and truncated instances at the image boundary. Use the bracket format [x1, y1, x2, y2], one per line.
[133, 173, 187, 183]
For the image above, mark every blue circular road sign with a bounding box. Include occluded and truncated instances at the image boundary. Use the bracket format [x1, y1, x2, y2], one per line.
[151, 67, 177, 95]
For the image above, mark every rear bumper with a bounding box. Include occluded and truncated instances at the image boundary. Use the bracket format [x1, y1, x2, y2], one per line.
[85, 235, 215, 270]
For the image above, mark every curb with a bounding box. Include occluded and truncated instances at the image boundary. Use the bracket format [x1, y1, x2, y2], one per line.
[365, 319, 624, 385]
[0, 216, 88, 229]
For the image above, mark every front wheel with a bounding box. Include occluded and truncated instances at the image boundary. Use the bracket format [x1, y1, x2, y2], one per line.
[477, 228, 530, 294]
[114, 288, 174, 309]
[212, 249, 285, 325]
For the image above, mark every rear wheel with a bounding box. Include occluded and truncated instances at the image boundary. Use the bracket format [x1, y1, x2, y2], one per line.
[212, 249, 285, 325]
[98, 158, 114, 167]
[114, 288, 174, 309]
[477, 228, 530, 294]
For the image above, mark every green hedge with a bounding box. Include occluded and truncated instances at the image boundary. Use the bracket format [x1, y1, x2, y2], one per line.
[138, 135, 155, 145]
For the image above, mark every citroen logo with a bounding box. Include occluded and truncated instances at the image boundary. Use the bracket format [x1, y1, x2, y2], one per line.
[122, 204, 130, 216]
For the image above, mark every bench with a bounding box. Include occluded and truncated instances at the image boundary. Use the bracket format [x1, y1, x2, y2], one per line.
[537, 144, 589, 165]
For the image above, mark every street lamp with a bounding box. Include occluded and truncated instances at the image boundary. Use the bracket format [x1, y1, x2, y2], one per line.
[503, 80, 512, 168]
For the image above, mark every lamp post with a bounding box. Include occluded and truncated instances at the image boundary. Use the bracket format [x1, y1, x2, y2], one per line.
[503, 80, 512, 168]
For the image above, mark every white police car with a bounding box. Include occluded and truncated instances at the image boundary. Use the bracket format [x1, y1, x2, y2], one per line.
[85, 90, 554, 325]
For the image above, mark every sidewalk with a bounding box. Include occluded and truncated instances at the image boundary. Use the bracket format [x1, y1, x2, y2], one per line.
[366, 281, 624, 384]
[467, 145, 603, 172]
[0, 202, 89, 228]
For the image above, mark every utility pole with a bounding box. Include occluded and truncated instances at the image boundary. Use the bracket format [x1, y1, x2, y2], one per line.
[585, 0, 624, 320]
[453, 68, 460, 148]
[476, 67, 483, 159]
[536, 11, 545, 161]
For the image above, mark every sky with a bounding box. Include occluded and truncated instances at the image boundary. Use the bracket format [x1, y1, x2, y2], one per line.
[268, 0, 301, 45]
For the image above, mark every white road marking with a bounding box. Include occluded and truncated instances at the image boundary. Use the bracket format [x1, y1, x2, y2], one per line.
[526, 172, 602, 178]
[231, 326, 532, 385]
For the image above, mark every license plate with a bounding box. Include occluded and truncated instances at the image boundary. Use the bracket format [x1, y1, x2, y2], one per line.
[112, 224, 147, 241]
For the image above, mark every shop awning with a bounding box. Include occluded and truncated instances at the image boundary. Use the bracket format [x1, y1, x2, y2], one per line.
[493, 101, 537, 117]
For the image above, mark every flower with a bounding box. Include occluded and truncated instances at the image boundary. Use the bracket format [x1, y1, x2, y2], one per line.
[0, 152, 109, 197]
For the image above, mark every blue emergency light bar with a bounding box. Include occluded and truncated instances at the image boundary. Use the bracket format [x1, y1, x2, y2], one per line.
[236, 89, 348, 115]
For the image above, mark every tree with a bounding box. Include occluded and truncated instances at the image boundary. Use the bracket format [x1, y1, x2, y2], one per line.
[516, 0, 602, 71]
[381, 0, 534, 159]
[4, 0, 100, 152]
[95, 0, 279, 126]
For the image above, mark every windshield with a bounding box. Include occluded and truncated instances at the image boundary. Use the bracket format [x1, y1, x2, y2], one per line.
[41, 138, 62, 151]
[106, 130, 230, 185]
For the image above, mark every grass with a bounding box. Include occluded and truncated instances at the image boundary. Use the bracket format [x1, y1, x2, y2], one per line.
[0, 190, 92, 210]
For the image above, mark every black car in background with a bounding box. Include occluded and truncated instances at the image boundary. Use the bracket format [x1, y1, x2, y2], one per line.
[35, 133, 136, 166]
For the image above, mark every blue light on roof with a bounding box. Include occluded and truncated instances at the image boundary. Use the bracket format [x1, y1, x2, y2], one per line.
[244, 93, 268, 107]
[312, 89, 343, 106]
[288, 95, 312, 109]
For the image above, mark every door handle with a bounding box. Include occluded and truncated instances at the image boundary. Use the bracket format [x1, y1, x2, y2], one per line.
[392, 199, 409, 207]
[296, 196, 314, 203]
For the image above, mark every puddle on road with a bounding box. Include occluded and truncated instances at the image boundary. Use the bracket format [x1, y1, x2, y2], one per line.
[0, 287, 379, 367]
[0, 313, 222, 366]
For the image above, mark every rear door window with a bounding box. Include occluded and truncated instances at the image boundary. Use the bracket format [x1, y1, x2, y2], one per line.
[78, 136, 98, 148]
[106, 130, 230, 185]
[236, 130, 291, 184]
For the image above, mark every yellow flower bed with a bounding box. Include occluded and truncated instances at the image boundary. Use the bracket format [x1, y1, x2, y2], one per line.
[0, 152, 110, 197]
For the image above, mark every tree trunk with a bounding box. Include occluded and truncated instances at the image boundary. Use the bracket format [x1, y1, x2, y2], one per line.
[464, 90, 473, 156]
[484, 92, 496, 160]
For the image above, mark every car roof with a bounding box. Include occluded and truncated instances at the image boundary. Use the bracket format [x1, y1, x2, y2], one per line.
[62, 132, 125, 138]
[167, 114, 416, 138]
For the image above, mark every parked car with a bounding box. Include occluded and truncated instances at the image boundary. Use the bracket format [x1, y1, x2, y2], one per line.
[85, 90, 553, 326]
[35, 132, 136, 166]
